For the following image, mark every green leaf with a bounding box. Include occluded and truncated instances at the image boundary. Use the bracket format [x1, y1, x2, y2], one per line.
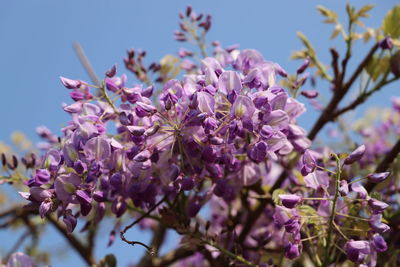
[346, 3, 357, 22]
[365, 56, 390, 81]
[358, 4, 374, 18]
[370, 192, 382, 200]
[330, 24, 342, 40]
[316, 5, 338, 20]
[299, 205, 320, 225]
[272, 189, 286, 205]
[382, 5, 400, 38]
[299, 205, 317, 216]
[296, 32, 316, 56]
[160, 54, 181, 79]
[290, 49, 308, 60]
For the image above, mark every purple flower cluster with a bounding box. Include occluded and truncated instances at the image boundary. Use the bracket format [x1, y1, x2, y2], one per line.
[270, 145, 390, 266]
[21, 49, 310, 234]
[1, 4, 397, 267]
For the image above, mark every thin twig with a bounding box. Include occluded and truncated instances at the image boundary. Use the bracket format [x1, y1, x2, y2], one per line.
[322, 154, 341, 267]
[136, 224, 167, 267]
[46, 214, 96, 266]
[120, 196, 167, 251]
[73, 42, 101, 86]
[206, 240, 259, 267]
[366, 138, 400, 192]
[307, 43, 379, 141]
[333, 75, 398, 118]
[151, 246, 197, 267]
[5, 229, 31, 259]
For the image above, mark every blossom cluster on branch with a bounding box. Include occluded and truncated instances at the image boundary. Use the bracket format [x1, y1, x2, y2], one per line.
[1, 4, 400, 267]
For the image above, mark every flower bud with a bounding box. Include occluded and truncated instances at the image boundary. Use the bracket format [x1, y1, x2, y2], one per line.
[6, 252, 34, 267]
[279, 194, 302, 209]
[127, 126, 145, 136]
[284, 242, 301, 259]
[344, 144, 365, 165]
[351, 182, 368, 199]
[339, 180, 349, 196]
[133, 150, 151, 162]
[300, 90, 319, 99]
[135, 102, 157, 117]
[35, 169, 51, 185]
[345, 240, 370, 263]
[69, 91, 85, 101]
[105, 64, 117, 78]
[301, 150, 316, 176]
[296, 58, 310, 74]
[209, 136, 224, 145]
[369, 213, 390, 233]
[60, 76, 81, 89]
[105, 78, 119, 92]
[371, 233, 387, 252]
[248, 141, 268, 163]
[63, 211, 77, 233]
[63, 102, 82, 113]
[367, 172, 390, 183]
[368, 198, 389, 213]
[379, 36, 393, 50]
[141, 85, 154, 98]
[111, 198, 127, 217]
[186, 197, 202, 217]
[180, 177, 195, 191]
[390, 51, 400, 77]
[144, 124, 160, 137]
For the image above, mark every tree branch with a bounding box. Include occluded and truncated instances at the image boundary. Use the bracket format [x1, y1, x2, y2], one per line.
[151, 246, 196, 267]
[46, 214, 96, 266]
[333, 75, 398, 118]
[120, 196, 167, 250]
[136, 224, 167, 267]
[365, 138, 400, 192]
[308, 43, 379, 141]
[73, 42, 101, 86]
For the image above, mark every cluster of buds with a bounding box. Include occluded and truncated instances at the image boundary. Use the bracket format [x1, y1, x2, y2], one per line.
[124, 48, 162, 84]
[175, 6, 212, 42]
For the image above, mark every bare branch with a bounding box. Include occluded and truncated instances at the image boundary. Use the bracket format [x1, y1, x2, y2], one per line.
[73, 42, 101, 86]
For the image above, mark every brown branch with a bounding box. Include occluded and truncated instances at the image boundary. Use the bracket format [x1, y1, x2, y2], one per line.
[333, 76, 398, 118]
[136, 224, 167, 267]
[365, 138, 400, 192]
[0, 205, 37, 218]
[330, 48, 340, 87]
[46, 214, 96, 266]
[0, 205, 98, 265]
[120, 196, 167, 251]
[73, 42, 101, 86]
[237, 197, 273, 244]
[5, 229, 31, 259]
[151, 246, 197, 267]
[307, 43, 379, 141]
[238, 43, 381, 245]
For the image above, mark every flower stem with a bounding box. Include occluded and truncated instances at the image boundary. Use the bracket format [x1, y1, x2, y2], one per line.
[322, 153, 341, 267]
[205, 240, 259, 267]
[100, 81, 119, 114]
[347, 176, 366, 185]
[335, 212, 369, 221]
[303, 197, 330, 201]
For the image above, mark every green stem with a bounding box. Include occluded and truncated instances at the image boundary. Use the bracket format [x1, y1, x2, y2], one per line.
[347, 176, 366, 185]
[303, 197, 330, 200]
[100, 81, 119, 114]
[206, 240, 259, 267]
[322, 154, 341, 267]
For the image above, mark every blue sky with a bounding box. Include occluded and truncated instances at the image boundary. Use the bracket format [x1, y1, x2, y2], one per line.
[0, 1, 398, 266]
